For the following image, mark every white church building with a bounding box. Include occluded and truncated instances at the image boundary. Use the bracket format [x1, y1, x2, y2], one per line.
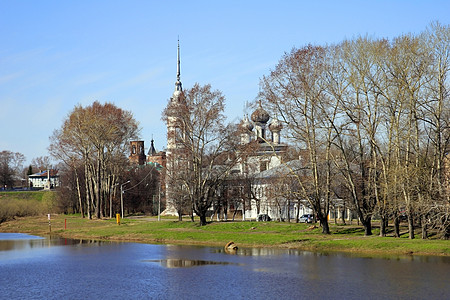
[162, 41, 313, 221]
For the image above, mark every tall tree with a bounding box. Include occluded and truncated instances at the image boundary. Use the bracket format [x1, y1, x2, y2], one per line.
[49, 101, 139, 219]
[260, 45, 334, 234]
[419, 22, 450, 239]
[259, 22, 449, 238]
[0, 150, 25, 189]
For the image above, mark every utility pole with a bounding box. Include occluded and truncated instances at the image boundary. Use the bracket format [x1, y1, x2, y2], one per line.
[120, 180, 130, 219]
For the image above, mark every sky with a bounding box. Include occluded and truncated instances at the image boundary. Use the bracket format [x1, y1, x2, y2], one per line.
[1, 0, 449, 166]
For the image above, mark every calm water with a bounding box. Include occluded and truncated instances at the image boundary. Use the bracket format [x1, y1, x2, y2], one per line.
[0, 233, 449, 300]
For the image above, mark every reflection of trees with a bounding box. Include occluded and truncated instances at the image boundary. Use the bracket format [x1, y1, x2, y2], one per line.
[148, 259, 233, 268]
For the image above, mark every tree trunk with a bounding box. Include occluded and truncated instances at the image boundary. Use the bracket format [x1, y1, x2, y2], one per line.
[211, 204, 219, 221]
[95, 156, 101, 219]
[278, 203, 283, 222]
[379, 215, 387, 237]
[393, 215, 400, 238]
[364, 221, 372, 236]
[223, 205, 228, 221]
[421, 215, 428, 239]
[191, 202, 195, 222]
[317, 210, 330, 234]
[408, 214, 415, 239]
[341, 207, 346, 225]
[84, 163, 92, 219]
[321, 218, 330, 234]
[362, 216, 372, 236]
[287, 200, 291, 223]
[74, 166, 84, 218]
[232, 208, 237, 221]
[199, 214, 207, 226]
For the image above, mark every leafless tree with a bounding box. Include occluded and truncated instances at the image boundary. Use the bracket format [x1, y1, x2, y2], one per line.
[0, 150, 25, 189]
[30, 156, 53, 173]
[49, 101, 139, 219]
[259, 23, 449, 238]
[260, 45, 336, 234]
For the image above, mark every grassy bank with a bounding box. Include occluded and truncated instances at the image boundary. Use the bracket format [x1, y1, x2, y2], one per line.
[1, 214, 448, 257]
[0, 191, 57, 223]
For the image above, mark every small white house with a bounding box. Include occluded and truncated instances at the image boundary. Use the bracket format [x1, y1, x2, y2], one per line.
[28, 169, 60, 189]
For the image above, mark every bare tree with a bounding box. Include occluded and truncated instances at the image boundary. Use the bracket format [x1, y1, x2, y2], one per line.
[260, 45, 335, 234]
[49, 101, 139, 219]
[331, 37, 392, 236]
[31, 156, 53, 173]
[0, 150, 25, 189]
[418, 22, 450, 239]
[258, 22, 449, 238]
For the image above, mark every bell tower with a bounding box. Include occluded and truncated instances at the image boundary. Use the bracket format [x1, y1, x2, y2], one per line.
[164, 39, 184, 216]
[129, 140, 146, 165]
[166, 39, 183, 153]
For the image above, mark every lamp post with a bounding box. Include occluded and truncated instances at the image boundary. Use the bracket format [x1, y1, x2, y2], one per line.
[110, 182, 119, 219]
[120, 180, 130, 219]
[158, 184, 161, 221]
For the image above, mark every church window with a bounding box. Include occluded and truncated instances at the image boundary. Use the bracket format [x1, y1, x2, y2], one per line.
[260, 161, 268, 172]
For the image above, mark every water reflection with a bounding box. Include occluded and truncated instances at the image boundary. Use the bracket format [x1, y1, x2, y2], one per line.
[0, 233, 44, 240]
[213, 246, 302, 256]
[0, 234, 449, 299]
[0, 233, 111, 250]
[145, 258, 239, 268]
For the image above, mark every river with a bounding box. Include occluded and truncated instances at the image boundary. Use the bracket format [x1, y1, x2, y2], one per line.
[0, 233, 449, 299]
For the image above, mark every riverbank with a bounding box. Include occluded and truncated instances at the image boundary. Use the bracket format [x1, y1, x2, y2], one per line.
[0, 214, 448, 257]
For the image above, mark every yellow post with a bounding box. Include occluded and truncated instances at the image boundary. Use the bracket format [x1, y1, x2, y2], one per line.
[116, 213, 121, 225]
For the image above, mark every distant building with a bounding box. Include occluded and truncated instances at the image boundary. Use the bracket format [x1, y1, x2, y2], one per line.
[28, 169, 60, 189]
[160, 40, 313, 220]
[146, 139, 166, 170]
[128, 139, 166, 170]
[128, 139, 166, 205]
[129, 140, 146, 165]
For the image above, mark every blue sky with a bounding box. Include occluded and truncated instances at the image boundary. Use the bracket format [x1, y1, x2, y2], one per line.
[1, 0, 449, 166]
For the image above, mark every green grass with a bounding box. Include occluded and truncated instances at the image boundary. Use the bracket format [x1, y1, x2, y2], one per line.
[0, 191, 48, 202]
[0, 214, 448, 257]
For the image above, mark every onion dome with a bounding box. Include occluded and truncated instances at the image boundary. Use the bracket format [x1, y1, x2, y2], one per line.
[251, 101, 270, 124]
[241, 114, 254, 131]
[269, 118, 283, 132]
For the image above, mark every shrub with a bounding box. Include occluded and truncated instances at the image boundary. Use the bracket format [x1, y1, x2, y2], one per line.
[0, 191, 60, 223]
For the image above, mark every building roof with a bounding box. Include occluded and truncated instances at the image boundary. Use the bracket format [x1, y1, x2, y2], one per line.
[148, 139, 157, 156]
[254, 160, 303, 179]
[29, 169, 58, 178]
[251, 101, 270, 124]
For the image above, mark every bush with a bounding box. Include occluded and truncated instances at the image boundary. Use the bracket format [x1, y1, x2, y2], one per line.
[0, 191, 60, 223]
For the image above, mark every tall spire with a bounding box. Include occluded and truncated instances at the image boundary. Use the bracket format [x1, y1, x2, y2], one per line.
[174, 37, 182, 93]
[177, 37, 180, 82]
